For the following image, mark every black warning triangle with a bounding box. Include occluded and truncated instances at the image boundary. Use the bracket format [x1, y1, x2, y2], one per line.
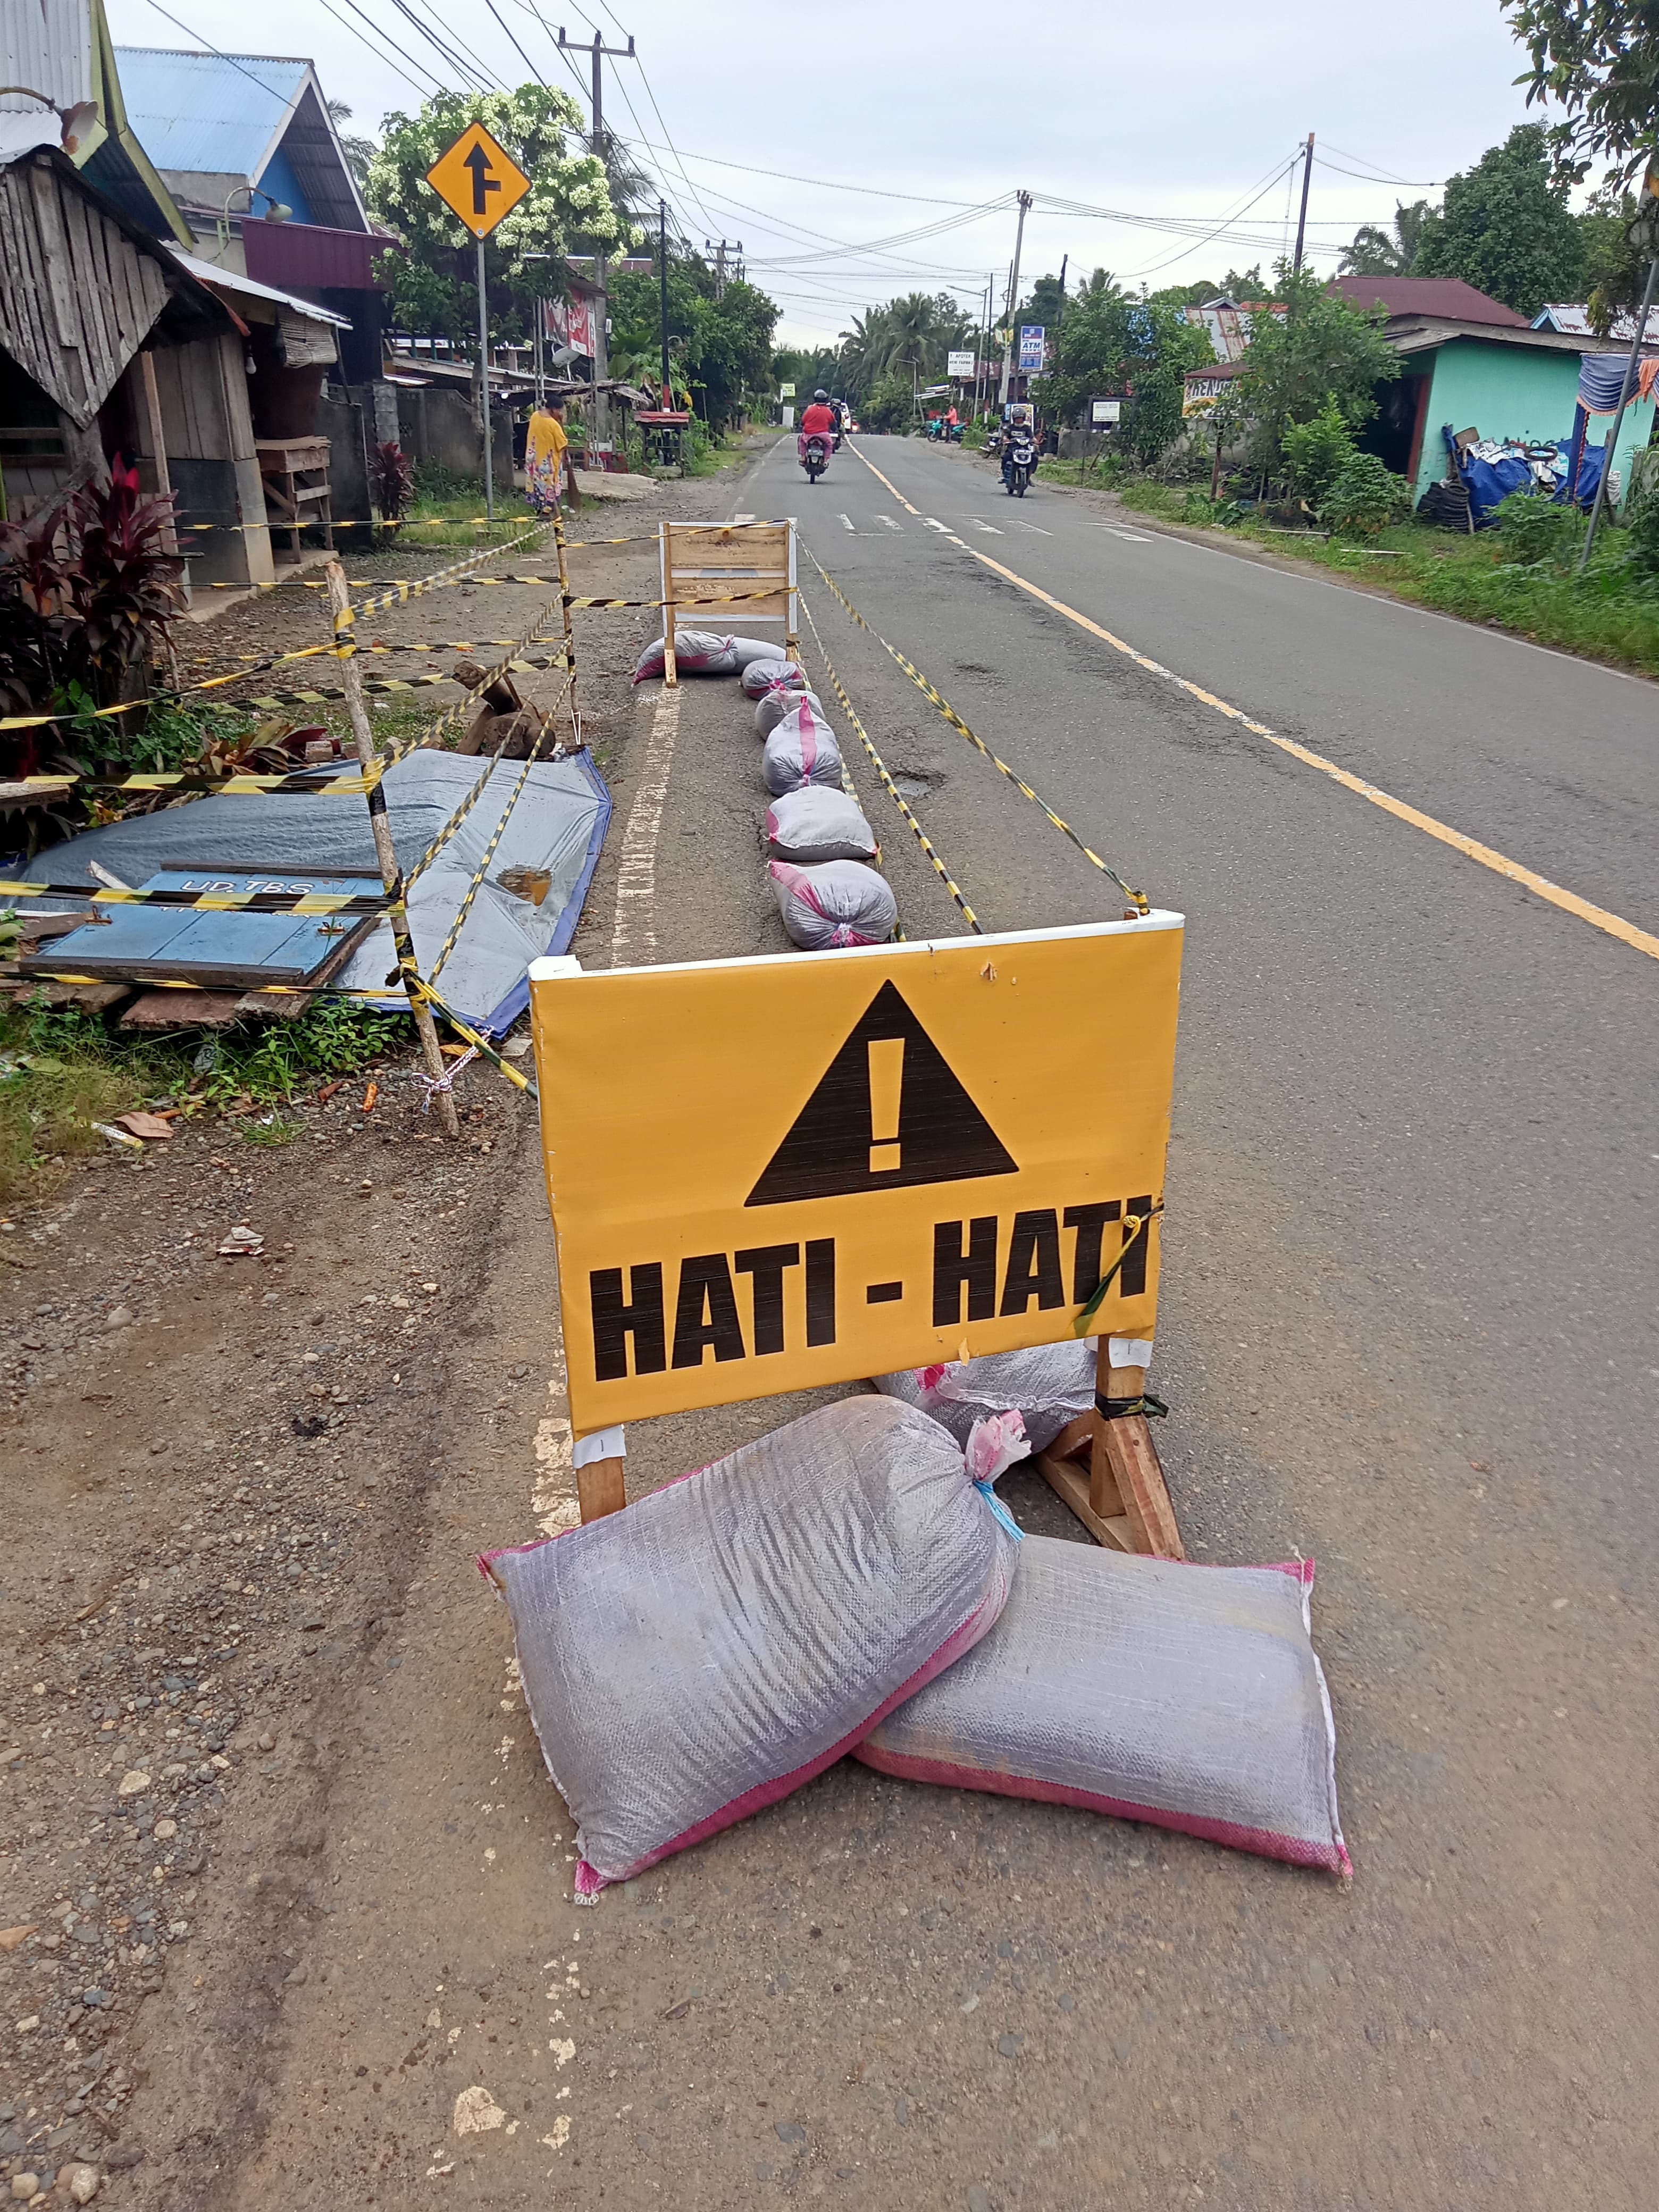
[746, 979, 1017, 1207]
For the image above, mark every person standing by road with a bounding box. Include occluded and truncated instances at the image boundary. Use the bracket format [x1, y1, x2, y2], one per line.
[525, 396, 569, 516]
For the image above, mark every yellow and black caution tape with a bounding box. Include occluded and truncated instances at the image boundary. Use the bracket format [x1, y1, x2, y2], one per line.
[335, 522, 549, 622]
[407, 666, 575, 889]
[425, 669, 571, 983]
[798, 597, 982, 936]
[806, 551, 1151, 916]
[0, 879, 399, 915]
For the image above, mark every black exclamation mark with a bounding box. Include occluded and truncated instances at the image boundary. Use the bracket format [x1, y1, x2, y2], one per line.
[868, 1037, 904, 1175]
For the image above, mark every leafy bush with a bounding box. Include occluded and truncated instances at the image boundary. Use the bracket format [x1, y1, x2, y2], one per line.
[1624, 477, 1659, 581]
[373, 440, 415, 521]
[0, 464, 185, 769]
[1494, 488, 1585, 567]
[1321, 452, 1412, 536]
[1281, 401, 1357, 507]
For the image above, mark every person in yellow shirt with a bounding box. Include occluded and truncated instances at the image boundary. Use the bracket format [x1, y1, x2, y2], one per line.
[525, 396, 569, 515]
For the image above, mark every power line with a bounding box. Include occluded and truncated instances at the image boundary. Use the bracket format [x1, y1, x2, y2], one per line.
[315, 0, 442, 96]
[618, 139, 1001, 210]
[480, 0, 545, 86]
[136, 0, 297, 99]
[1317, 141, 1442, 188]
[1119, 154, 1303, 279]
[383, 0, 484, 86]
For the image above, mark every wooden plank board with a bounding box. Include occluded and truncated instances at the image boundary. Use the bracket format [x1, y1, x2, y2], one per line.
[1093, 1355, 1184, 1559]
[1032, 1450, 1134, 1553]
[577, 1456, 626, 1523]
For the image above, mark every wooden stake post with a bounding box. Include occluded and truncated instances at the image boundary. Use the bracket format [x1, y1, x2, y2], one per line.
[324, 560, 460, 1140]
[659, 521, 797, 688]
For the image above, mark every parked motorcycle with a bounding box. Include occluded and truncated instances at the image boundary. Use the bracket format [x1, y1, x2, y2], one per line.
[1002, 430, 1037, 497]
[799, 431, 832, 485]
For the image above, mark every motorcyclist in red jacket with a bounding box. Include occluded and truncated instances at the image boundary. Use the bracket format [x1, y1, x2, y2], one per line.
[799, 389, 836, 457]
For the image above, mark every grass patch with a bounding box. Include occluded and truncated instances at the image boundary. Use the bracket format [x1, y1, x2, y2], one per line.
[1112, 481, 1659, 675]
[399, 465, 543, 549]
[0, 991, 397, 1208]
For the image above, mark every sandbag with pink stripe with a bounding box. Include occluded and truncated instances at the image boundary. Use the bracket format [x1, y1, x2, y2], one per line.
[481, 1396, 1019, 1898]
[770, 858, 897, 948]
[857, 1537, 1350, 1878]
[761, 698, 844, 795]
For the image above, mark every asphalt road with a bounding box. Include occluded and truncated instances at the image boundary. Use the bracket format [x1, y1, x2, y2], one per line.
[714, 433, 1659, 2205]
[185, 438, 1656, 2212]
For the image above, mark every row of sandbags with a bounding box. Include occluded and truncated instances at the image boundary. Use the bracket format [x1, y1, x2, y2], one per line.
[630, 627, 896, 949]
[483, 1393, 1350, 1899]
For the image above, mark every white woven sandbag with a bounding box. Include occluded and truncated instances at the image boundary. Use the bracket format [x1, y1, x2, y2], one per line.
[761, 700, 844, 795]
[741, 656, 809, 699]
[770, 859, 896, 948]
[727, 636, 783, 670]
[766, 786, 878, 865]
[482, 1397, 1018, 1897]
[755, 686, 824, 738]
[857, 1537, 1350, 1877]
[632, 631, 738, 684]
[872, 1340, 1096, 1456]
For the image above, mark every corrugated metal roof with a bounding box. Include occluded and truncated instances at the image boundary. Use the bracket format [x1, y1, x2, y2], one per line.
[169, 247, 352, 327]
[113, 45, 306, 180]
[0, 5, 93, 109]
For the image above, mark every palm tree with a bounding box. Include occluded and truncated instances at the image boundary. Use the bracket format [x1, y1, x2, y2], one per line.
[1339, 200, 1435, 278]
[326, 99, 375, 190]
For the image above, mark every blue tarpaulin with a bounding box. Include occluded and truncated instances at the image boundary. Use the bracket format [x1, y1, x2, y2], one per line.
[1453, 435, 1605, 527]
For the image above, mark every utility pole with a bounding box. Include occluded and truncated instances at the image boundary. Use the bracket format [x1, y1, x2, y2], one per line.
[998, 190, 1032, 409]
[705, 238, 742, 300]
[658, 197, 671, 398]
[1292, 133, 1315, 275]
[558, 26, 633, 448]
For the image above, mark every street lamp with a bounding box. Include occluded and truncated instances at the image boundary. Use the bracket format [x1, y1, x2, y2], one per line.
[216, 182, 291, 253]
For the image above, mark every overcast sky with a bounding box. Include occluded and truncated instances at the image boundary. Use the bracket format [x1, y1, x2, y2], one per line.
[107, 0, 1547, 345]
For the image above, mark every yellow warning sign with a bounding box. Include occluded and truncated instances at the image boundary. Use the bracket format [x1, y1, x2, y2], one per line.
[530, 918, 1183, 1433]
[424, 122, 532, 240]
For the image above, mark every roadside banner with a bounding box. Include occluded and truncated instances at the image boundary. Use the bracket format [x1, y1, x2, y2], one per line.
[530, 920, 1183, 1433]
[947, 350, 976, 379]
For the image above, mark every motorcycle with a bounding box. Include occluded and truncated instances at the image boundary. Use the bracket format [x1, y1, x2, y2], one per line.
[1002, 430, 1036, 497]
[799, 430, 832, 485]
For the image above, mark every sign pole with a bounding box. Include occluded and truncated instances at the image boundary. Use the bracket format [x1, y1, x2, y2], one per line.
[476, 238, 495, 524]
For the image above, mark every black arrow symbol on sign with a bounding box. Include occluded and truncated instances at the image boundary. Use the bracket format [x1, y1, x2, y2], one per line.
[463, 141, 502, 217]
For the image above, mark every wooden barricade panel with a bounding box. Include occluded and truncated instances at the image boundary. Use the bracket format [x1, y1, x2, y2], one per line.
[660, 522, 797, 684]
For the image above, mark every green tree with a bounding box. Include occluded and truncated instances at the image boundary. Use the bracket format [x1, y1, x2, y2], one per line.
[1503, 0, 1659, 191]
[607, 258, 778, 431]
[1032, 277, 1213, 465]
[1228, 262, 1399, 493]
[861, 370, 915, 432]
[1412, 125, 1585, 316]
[326, 99, 374, 190]
[1339, 199, 1435, 276]
[366, 86, 629, 339]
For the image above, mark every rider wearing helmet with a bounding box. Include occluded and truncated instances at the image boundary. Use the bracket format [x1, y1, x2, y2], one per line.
[800, 389, 836, 437]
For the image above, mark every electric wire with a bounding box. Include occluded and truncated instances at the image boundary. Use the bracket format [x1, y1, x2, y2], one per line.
[383, 0, 485, 87]
[316, 0, 442, 96]
[136, 1, 299, 99]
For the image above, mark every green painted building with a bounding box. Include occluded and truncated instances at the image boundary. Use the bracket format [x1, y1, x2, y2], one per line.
[1331, 278, 1657, 506]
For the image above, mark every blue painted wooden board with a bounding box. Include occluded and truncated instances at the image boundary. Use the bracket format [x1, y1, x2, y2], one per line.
[21, 870, 386, 987]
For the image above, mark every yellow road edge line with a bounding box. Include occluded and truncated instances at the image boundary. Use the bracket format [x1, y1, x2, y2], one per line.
[848, 442, 1659, 967]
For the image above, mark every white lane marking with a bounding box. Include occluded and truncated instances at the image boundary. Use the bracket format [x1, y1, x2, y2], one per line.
[959, 516, 1002, 533]
[731, 511, 756, 525]
[1108, 527, 1153, 542]
[611, 685, 680, 966]
[923, 516, 949, 532]
[876, 514, 903, 531]
[1008, 518, 1053, 535]
[533, 684, 680, 1539]
[839, 513, 856, 532]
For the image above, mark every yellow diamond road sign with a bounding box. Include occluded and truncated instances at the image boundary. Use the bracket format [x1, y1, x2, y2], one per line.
[529, 919, 1184, 1435]
[425, 122, 531, 240]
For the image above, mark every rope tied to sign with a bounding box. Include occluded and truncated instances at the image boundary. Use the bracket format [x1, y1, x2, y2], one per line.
[1073, 1202, 1164, 1334]
[1095, 1392, 1170, 1421]
[805, 550, 1151, 917]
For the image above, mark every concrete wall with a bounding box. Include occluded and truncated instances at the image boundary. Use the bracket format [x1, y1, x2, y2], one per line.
[317, 387, 373, 534]
[393, 384, 514, 489]
[1416, 338, 1656, 503]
